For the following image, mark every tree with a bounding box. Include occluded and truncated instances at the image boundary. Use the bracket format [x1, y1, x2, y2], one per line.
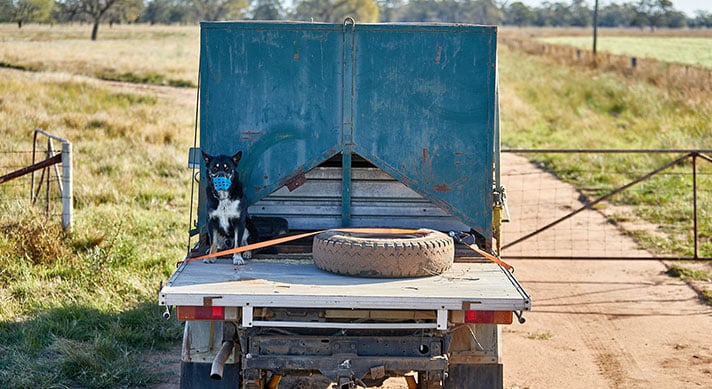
[7, 0, 53, 27]
[505, 1, 535, 27]
[143, 0, 172, 24]
[106, 0, 143, 24]
[396, 0, 453, 22]
[597, 2, 636, 27]
[375, 0, 403, 22]
[58, 0, 120, 40]
[249, 0, 284, 20]
[190, 0, 248, 21]
[460, 0, 503, 25]
[634, 0, 673, 30]
[291, 0, 380, 23]
[663, 10, 685, 28]
[690, 10, 712, 28]
[568, 0, 590, 27]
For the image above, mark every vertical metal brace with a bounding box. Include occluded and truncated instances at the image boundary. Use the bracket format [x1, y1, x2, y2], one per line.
[242, 304, 254, 328]
[341, 18, 356, 227]
[437, 308, 448, 330]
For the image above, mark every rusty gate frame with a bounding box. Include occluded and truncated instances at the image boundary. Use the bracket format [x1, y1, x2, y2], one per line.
[501, 149, 712, 261]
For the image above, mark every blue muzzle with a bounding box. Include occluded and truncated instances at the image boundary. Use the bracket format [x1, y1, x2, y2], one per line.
[212, 176, 232, 191]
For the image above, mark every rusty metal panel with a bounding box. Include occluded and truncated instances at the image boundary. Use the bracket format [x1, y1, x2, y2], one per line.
[198, 22, 497, 238]
[351, 24, 497, 238]
[199, 21, 344, 200]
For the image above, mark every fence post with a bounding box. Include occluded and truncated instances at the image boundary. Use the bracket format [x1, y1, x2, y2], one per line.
[692, 153, 698, 260]
[34, 129, 73, 231]
[61, 140, 73, 231]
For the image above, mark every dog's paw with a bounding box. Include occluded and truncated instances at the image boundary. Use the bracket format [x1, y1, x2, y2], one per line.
[232, 254, 245, 265]
[203, 257, 215, 264]
[242, 250, 253, 260]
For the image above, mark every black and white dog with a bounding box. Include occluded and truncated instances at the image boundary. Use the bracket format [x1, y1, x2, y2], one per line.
[202, 150, 257, 265]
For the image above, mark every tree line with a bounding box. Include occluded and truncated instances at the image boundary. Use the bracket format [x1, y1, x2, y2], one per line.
[2, 0, 711, 40]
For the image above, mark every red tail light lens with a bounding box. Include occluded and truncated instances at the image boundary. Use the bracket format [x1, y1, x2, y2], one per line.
[464, 310, 513, 324]
[177, 306, 225, 320]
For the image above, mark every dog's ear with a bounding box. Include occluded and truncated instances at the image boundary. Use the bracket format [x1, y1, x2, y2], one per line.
[201, 150, 212, 165]
[231, 151, 242, 166]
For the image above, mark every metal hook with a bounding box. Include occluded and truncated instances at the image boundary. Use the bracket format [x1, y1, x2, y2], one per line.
[343, 17, 355, 31]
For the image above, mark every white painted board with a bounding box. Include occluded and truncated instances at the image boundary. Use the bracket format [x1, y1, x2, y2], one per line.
[159, 259, 530, 312]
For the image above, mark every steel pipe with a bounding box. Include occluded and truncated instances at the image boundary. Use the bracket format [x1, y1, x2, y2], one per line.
[209, 341, 234, 380]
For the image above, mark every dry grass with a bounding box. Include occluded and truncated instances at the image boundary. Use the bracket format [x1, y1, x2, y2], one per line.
[0, 56, 191, 386]
[500, 27, 712, 96]
[0, 23, 200, 86]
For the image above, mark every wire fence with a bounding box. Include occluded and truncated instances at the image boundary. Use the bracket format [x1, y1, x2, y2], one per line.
[1, 139, 708, 260]
[501, 38, 712, 95]
[0, 129, 72, 230]
[500, 149, 711, 261]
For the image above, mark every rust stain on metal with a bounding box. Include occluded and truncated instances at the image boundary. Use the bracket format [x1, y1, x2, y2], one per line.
[422, 148, 429, 166]
[293, 52, 299, 61]
[435, 45, 442, 64]
[203, 296, 222, 306]
[286, 172, 307, 192]
[433, 184, 451, 192]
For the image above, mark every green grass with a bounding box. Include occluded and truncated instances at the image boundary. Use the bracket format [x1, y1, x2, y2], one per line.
[666, 264, 712, 281]
[0, 34, 193, 384]
[540, 36, 712, 69]
[527, 331, 553, 340]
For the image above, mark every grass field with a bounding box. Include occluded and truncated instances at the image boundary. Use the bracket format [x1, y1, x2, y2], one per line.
[540, 36, 712, 69]
[0, 24, 199, 86]
[0, 23, 710, 387]
[498, 41, 712, 259]
[0, 24, 197, 386]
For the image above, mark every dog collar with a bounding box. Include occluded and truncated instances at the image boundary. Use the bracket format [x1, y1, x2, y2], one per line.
[212, 176, 231, 191]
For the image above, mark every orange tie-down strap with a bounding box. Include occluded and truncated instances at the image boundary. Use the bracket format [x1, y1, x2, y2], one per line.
[184, 228, 513, 271]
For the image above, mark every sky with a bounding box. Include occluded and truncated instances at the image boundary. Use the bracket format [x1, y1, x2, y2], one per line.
[517, 1, 712, 17]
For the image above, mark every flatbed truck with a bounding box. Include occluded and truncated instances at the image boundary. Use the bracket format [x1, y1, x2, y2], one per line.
[159, 20, 531, 389]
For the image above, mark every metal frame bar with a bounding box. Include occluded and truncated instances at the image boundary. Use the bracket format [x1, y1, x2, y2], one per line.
[239, 304, 448, 330]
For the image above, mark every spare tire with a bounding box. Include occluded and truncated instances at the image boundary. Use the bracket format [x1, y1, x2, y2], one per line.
[312, 229, 454, 278]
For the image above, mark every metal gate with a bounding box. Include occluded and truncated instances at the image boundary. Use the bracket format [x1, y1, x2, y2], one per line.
[500, 149, 711, 261]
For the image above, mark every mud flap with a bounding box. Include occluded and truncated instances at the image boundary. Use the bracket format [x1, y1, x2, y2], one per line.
[445, 363, 503, 389]
[180, 361, 240, 389]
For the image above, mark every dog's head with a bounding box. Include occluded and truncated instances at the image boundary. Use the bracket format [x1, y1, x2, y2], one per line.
[202, 150, 242, 191]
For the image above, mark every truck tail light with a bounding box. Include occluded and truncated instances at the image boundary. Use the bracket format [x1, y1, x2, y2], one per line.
[177, 306, 225, 321]
[464, 310, 513, 324]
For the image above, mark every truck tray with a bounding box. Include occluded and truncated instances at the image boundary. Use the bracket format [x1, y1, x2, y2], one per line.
[159, 259, 530, 313]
